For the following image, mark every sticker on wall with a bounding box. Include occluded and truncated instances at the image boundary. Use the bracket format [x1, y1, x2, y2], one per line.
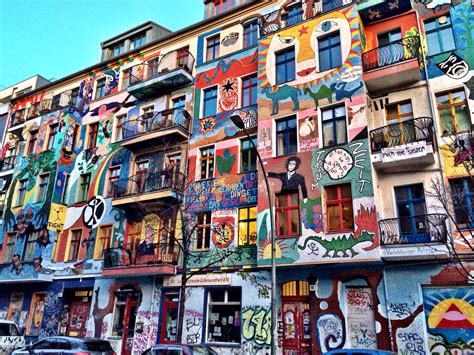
[82, 196, 106, 229]
[221, 32, 239, 47]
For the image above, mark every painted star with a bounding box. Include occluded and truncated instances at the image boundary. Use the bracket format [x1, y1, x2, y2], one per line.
[222, 80, 235, 92]
[200, 117, 216, 133]
[298, 25, 308, 36]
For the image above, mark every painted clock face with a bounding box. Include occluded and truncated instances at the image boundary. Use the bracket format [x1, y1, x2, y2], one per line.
[323, 148, 354, 180]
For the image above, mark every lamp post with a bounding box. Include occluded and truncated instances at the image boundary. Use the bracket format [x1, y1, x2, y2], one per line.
[230, 114, 277, 355]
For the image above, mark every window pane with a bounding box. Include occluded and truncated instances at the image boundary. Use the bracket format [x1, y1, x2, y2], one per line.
[327, 205, 340, 230]
[326, 187, 338, 201]
[240, 208, 248, 220]
[278, 210, 289, 235]
[341, 202, 354, 229]
[440, 28, 455, 51]
[323, 122, 335, 146]
[336, 119, 347, 144]
[340, 184, 352, 199]
[439, 108, 454, 134]
[278, 194, 288, 207]
[290, 209, 300, 234]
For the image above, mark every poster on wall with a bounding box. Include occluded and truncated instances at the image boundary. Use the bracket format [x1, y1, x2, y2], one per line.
[7, 293, 24, 325]
[346, 287, 377, 350]
[26, 292, 46, 336]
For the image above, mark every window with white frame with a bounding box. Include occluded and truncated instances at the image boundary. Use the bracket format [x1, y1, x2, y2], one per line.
[206, 289, 241, 344]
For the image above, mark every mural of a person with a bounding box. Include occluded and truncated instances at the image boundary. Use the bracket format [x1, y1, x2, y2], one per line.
[268, 156, 308, 203]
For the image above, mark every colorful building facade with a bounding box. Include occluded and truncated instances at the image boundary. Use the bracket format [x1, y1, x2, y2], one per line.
[0, 0, 473, 354]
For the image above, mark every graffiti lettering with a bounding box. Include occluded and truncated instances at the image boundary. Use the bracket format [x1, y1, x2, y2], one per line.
[317, 314, 344, 352]
[186, 317, 202, 344]
[398, 332, 425, 355]
[388, 303, 412, 318]
[241, 307, 271, 346]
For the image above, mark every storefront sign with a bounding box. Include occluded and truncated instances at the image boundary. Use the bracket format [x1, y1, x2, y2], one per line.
[164, 273, 232, 287]
[382, 140, 427, 163]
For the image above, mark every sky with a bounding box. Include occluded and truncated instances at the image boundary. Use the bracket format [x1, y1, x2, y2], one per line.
[0, 0, 204, 89]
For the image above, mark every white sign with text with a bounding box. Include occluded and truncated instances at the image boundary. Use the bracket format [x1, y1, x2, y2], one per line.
[382, 140, 427, 163]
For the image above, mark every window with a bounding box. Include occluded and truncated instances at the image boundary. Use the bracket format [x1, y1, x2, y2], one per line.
[26, 130, 38, 155]
[24, 231, 38, 261]
[206, 35, 220, 61]
[243, 21, 259, 47]
[94, 225, 112, 259]
[121, 69, 131, 90]
[436, 89, 470, 134]
[240, 137, 257, 172]
[326, 184, 353, 232]
[395, 184, 428, 242]
[51, 94, 61, 109]
[282, 3, 304, 25]
[95, 78, 108, 99]
[47, 124, 59, 150]
[68, 230, 82, 261]
[115, 114, 126, 141]
[206, 288, 241, 344]
[425, 15, 455, 56]
[241, 74, 258, 107]
[108, 166, 121, 197]
[203, 87, 218, 117]
[77, 173, 91, 202]
[322, 105, 347, 147]
[195, 212, 212, 250]
[213, 0, 237, 15]
[16, 179, 28, 207]
[318, 31, 342, 71]
[386, 100, 413, 124]
[276, 116, 298, 156]
[70, 88, 80, 107]
[177, 47, 190, 68]
[450, 178, 474, 228]
[238, 206, 257, 246]
[113, 43, 125, 57]
[61, 174, 70, 204]
[36, 173, 49, 203]
[130, 33, 146, 50]
[172, 96, 186, 124]
[377, 29, 402, 47]
[200, 146, 215, 179]
[3, 233, 16, 263]
[276, 47, 295, 84]
[87, 123, 99, 149]
[276, 191, 300, 237]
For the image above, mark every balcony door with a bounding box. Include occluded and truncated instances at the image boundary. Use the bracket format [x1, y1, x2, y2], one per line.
[160, 291, 179, 344]
[395, 184, 430, 243]
[135, 160, 149, 193]
[385, 101, 415, 146]
[377, 29, 402, 67]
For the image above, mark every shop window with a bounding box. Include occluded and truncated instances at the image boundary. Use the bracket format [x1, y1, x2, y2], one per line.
[240, 136, 257, 173]
[325, 184, 353, 232]
[241, 74, 258, 107]
[200, 146, 215, 180]
[425, 15, 455, 56]
[15, 179, 28, 207]
[206, 289, 241, 344]
[94, 225, 113, 259]
[450, 178, 474, 228]
[206, 35, 220, 61]
[36, 173, 49, 203]
[77, 173, 91, 202]
[67, 230, 82, 262]
[276, 116, 298, 156]
[243, 20, 259, 47]
[276, 47, 295, 84]
[47, 124, 59, 150]
[318, 31, 341, 71]
[276, 191, 300, 237]
[322, 105, 347, 147]
[203, 86, 218, 117]
[238, 206, 257, 246]
[436, 89, 470, 135]
[195, 212, 212, 250]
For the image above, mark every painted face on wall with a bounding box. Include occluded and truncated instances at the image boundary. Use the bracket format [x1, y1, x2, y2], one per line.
[265, 13, 352, 86]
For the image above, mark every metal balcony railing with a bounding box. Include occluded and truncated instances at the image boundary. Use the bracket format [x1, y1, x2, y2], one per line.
[370, 117, 433, 153]
[121, 108, 191, 140]
[128, 50, 195, 85]
[379, 214, 448, 246]
[0, 156, 16, 172]
[110, 170, 185, 198]
[103, 242, 179, 269]
[362, 36, 420, 72]
[257, 0, 354, 36]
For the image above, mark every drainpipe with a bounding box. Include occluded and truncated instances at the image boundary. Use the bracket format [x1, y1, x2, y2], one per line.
[382, 267, 395, 352]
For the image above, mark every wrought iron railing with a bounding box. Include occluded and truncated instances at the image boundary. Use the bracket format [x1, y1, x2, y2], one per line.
[103, 242, 179, 269]
[257, 0, 354, 36]
[128, 50, 195, 85]
[379, 214, 448, 246]
[110, 170, 185, 198]
[0, 156, 16, 172]
[370, 117, 433, 153]
[362, 36, 420, 72]
[121, 108, 191, 140]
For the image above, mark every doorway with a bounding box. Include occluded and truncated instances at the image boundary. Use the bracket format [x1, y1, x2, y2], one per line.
[112, 288, 140, 355]
[160, 291, 179, 343]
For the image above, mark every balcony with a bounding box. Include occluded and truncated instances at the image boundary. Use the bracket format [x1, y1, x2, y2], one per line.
[102, 243, 178, 277]
[0, 156, 16, 173]
[121, 108, 191, 150]
[379, 214, 450, 260]
[362, 36, 421, 93]
[257, 0, 354, 36]
[111, 170, 185, 217]
[9, 109, 27, 128]
[370, 117, 435, 171]
[127, 50, 195, 100]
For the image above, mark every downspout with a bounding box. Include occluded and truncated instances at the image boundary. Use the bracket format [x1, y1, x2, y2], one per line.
[382, 267, 395, 351]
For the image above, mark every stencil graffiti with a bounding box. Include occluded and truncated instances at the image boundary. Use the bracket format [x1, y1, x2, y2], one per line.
[241, 307, 271, 346]
[316, 314, 344, 353]
[436, 52, 469, 79]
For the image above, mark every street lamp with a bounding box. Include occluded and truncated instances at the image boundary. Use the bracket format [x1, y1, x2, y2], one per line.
[230, 114, 277, 355]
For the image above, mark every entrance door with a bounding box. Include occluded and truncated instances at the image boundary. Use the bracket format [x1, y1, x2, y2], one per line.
[160, 291, 179, 343]
[395, 184, 429, 243]
[112, 290, 140, 355]
[67, 291, 92, 337]
[282, 281, 312, 355]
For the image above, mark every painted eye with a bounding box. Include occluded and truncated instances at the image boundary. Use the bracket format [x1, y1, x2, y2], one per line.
[315, 20, 337, 33]
[278, 34, 295, 44]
